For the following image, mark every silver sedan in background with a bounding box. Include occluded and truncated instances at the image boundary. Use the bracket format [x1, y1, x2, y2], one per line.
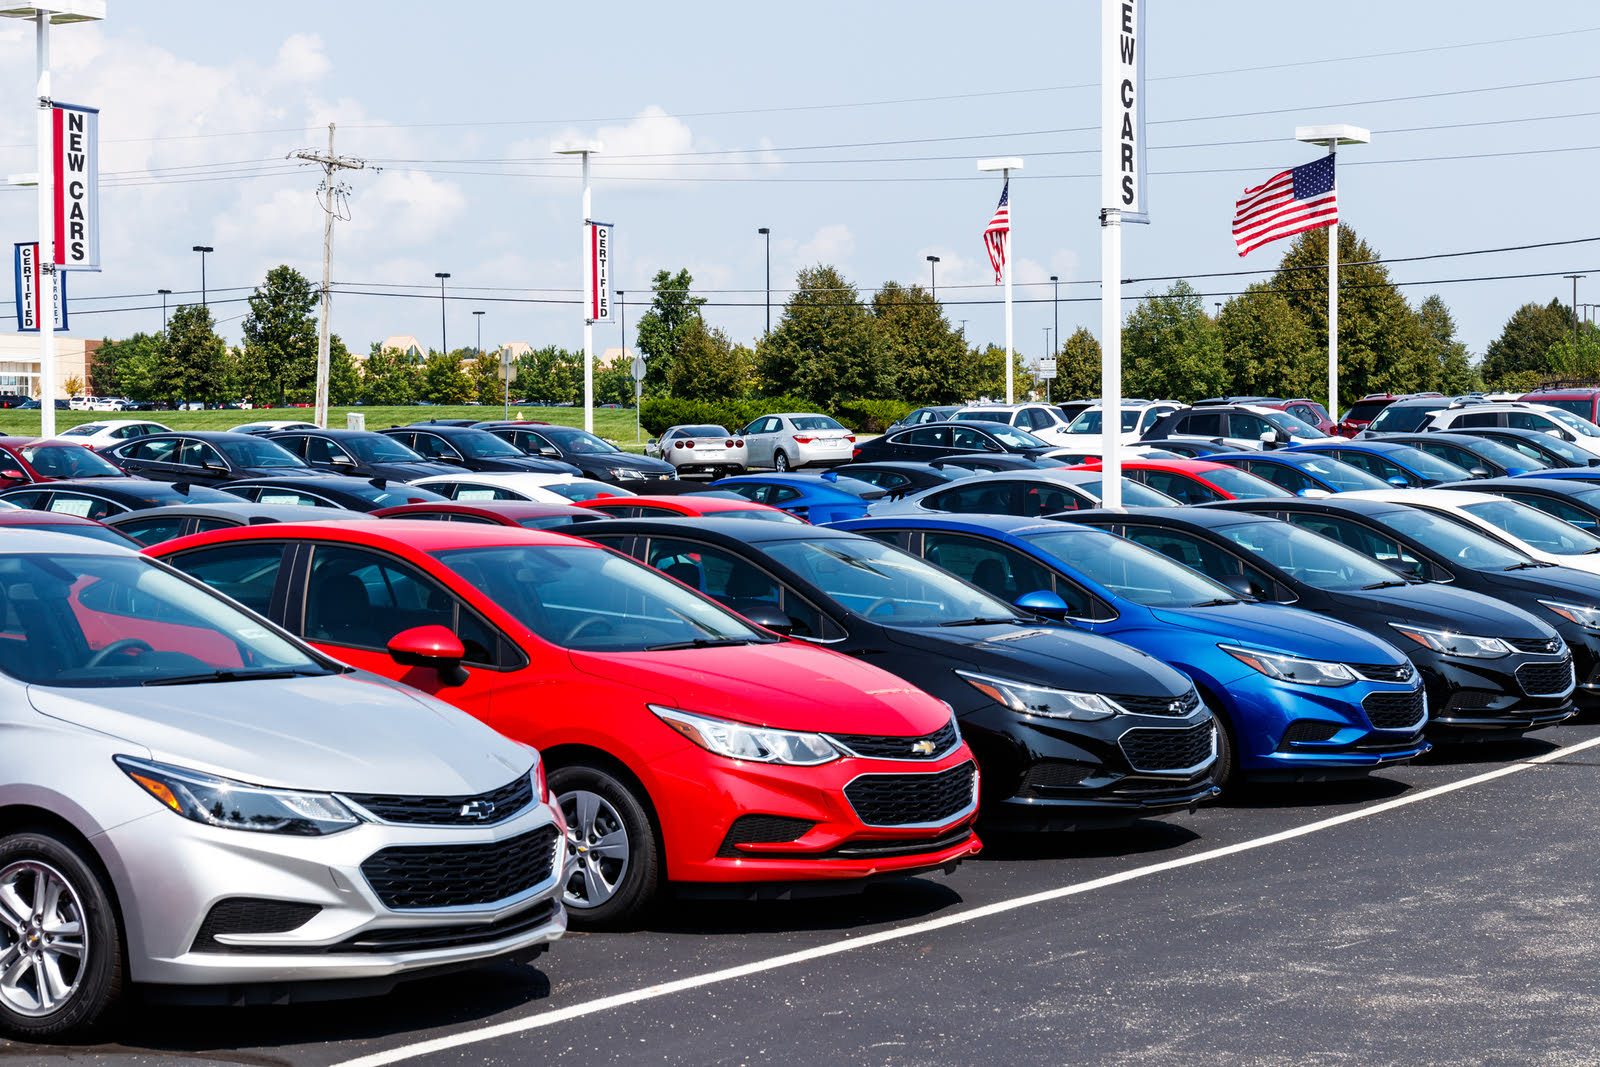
[739, 412, 856, 470]
[0, 533, 566, 1039]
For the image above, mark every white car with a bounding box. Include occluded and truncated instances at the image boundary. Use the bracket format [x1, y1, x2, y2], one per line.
[409, 472, 636, 504]
[1344, 488, 1600, 576]
[738, 412, 855, 470]
[53, 419, 172, 450]
[644, 424, 749, 477]
[1063, 400, 1186, 445]
[232, 420, 320, 436]
[950, 404, 1079, 446]
[1415, 402, 1600, 461]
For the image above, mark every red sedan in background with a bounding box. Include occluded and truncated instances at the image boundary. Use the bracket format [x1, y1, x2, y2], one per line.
[0, 435, 133, 489]
[371, 499, 607, 530]
[576, 494, 804, 523]
[1072, 458, 1293, 505]
[149, 521, 981, 926]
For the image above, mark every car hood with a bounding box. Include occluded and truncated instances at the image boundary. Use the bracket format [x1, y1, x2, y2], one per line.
[478, 456, 585, 475]
[243, 466, 334, 479]
[582, 453, 676, 474]
[568, 641, 949, 735]
[27, 671, 529, 794]
[885, 622, 1191, 698]
[364, 460, 461, 480]
[1323, 583, 1555, 639]
[1147, 601, 1407, 663]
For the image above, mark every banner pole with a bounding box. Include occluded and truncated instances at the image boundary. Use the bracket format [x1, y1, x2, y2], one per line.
[1327, 144, 1338, 424]
[36, 13, 55, 437]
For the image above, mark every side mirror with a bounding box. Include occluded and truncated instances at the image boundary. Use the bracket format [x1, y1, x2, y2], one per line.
[539, 446, 561, 457]
[1014, 589, 1070, 621]
[1383, 558, 1422, 578]
[1219, 573, 1259, 599]
[740, 606, 795, 636]
[331, 454, 356, 467]
[0, 469, 25, 481]
[1386, 474, 1410, 488]
[387, 624, 469, 686]
[1469, 467, 1491, 478]
[1297, 488, 1332, 499]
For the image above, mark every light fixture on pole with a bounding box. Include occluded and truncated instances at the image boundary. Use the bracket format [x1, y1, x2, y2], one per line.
[157, 288, 171, 331]
[1294, 123, 1369, 423]
[1564, 275, 1586, 348]
[926, 255, 940, 300]
[2, 1, 104, 438]
[978, 156, 1023, 403]
[1049, 275, 1059, 358]
[1214, 301, 1222, 318]
[191, 245, 213, 307]
[757, 227, 771, 337]
[554, 139, 604, 433]
[433, 272, 450, 355]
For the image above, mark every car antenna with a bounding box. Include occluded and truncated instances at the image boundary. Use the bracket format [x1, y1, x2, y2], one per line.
[174, 482, 191, 496]
[369, 477, 388, 489]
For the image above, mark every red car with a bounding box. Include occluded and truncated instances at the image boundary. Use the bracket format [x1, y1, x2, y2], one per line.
[0, 435, 132, 489]
[1097, 459, 1293, 505]
[1336, 392, 1444, 438]
[371, 499, 606, 530]
[0, 507, 137, 546]
[575, 494, 804, 523]
[149, 521, 981, 925]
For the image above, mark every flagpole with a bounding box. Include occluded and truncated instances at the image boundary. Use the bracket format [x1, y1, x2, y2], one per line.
[979, 158, 1024, 403]
[1295, 124, 1368, 429]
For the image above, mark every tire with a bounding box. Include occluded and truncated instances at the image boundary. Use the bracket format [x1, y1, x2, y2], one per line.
[550, 764, 662, 929]
[1209, 713, 1238, 796]
[0, 830, 124, 1040]
[773, 451, 791, 472]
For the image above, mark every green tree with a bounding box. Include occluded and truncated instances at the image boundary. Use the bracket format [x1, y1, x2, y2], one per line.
[666, 318, 751, 399]
[1218, 284, 1319, 398]
[327, 335, 363, 405]
[1054, 327, 1102, 401]
[422, 350, 474, 404]
[970, 344, 1035, 402]
[89, 332, 164, 400]
[872, 281, 975, 403]
[595, 357, 635, 407]
[755, 265, 893, 408]
[470, 351, 503, 406]
[1481, 300, 1574, 384]
[238, 265, 319, 406]
[1122, 280, 1227, 401]
[1416, 295, 1482, 395]
[361, 341, 422, 405]
[155, 304, 226, 406]
[634, 269, 706, 395]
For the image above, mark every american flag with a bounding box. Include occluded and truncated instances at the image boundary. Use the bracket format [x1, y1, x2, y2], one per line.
[983, 180, 1010, 283]
[1232, 155, 1337, 257]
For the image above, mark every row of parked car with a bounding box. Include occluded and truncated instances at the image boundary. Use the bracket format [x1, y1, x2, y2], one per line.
[8, 399, 1600, 1039]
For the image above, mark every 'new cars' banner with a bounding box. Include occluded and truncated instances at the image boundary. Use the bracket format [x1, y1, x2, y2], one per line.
[52, 102, 100, 271]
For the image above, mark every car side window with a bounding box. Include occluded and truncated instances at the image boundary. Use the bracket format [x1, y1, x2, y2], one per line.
[924, 482, 1017, 514]
[1412, 441, 1478, 471]
[124, 438, 178, 462]
[1280, 514, 1433, 578]
[922, 532, 1094, 616]
[256, 490, 328, 507]
[1228, 413, 1274, 441]
[167, 541, 290, 616]
[411, 434, 457, 460]
[1504, 493, 1598, 531]
[1118, 525, 1286, 601]
[1134, 470, 1220, 505]
[306, 437, 352, 465]
[273, 436, 309, 459]
[1177, 413, 1223, 436]
[902, 426, 949, 447]
[0, 490, 44, 509]
[644, 537, 834, 640]
[302, 545, 505, 666]
[48, 493, 117, 520]
[589, 504, 640, 517]
[112, 516, 188, 546]
[454, 485, 522, 502]
[1243, 462, 1312, 493]
[768, 486, 802, 505]
[1454, 411, 1500, 428]
[949, 426, 1000, 451]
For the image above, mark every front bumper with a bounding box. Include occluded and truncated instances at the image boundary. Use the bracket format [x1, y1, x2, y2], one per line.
[1413, 648, 1576, 735]
[96, 801, 568, 990]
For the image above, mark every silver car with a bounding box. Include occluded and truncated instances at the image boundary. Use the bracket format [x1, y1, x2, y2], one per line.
[0, 533, 566, 1039]
[739, 412, 856, 471]
[644, 424, 749, 477]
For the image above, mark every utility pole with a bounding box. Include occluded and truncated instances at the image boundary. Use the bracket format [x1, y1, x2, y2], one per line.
[291, 123, 367, 429]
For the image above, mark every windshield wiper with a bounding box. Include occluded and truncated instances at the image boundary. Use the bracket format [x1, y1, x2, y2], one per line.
[1360, 580, 1411, 589]
[1503, 560, 1556, 570]
[142, 667, 326, 687]
[938, 616, 1022, 626]
[1189, 598, 1240, 607]
[644, 637, 760, 651]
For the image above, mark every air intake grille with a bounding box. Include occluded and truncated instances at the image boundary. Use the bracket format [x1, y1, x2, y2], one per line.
[343, 774, 532, 827]
[361, 824, 561, 909]
[844, 761, 977, 827]
[1278, 720, 1344, 748]
[1363, 689, 1427, 730]
[191, 898, 321, 952]
[830, 719, 960, 760]
[1517, 659, 1575, 696]
[1114, 687, 1202, 718]
[715, 815, 816, 857]
[1119, 722, 1215, 773]
[1508, 636, 1563, 655]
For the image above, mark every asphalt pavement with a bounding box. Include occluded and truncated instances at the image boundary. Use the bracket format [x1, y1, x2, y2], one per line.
[11, 724, 1600, 1066]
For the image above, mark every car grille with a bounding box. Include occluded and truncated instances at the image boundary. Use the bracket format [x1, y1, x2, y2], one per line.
[830, 719, 960, 760]
[1114, 686, 1202, 718]
[1118, 722, 1216, 774]
[844, 761, 977, 827]
[1508, 636, 1564, 655]
[1017, 760, 1096, 795]
[1352, 662, 1414, 683]
[1517, 658, 1575, 696]
[333, 899, 560, 954]
[715, 815, 816, 857]
[1363, 689, 1427, 730]
[191, 898, 321, 952]
[343, 774, 532, 827]
[1278, 720, 1343, 748]
[361, 824, 561, 910]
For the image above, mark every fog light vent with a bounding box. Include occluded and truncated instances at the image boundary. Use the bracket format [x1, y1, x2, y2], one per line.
[191, 898, 321, 953]
[716, 814, 816, 857]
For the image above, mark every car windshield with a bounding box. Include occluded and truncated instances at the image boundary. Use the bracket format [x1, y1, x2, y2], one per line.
[790, 416, 846, 432]
[538, 480, 637, 502]
[1545, 409, 1600, 438]
[432, 544, 770, 652]
[1075, 477, 1182, 507]
[1458, 499, 1600, 556]
[0, 552, 325, 687]
[758, 536, 1013, 625]
[1450, 437, 1550, 471]
[1066, 409, 1141, 434]
[1343, 400, 1392, 422]
[518, 514, 598, 530]
[1199, 467, 1294, 499]
[1283, 457, 1389, 491]
[1260, 410, 1328, 439]
[345, 435, 425, 462]
[344, 483, 447, 506]
[679, 426, 728, 438]
[1211, 519, 1402, 590]
[453, 431, 526, 458]
[1377, 506, 1531, 570]
[1533, 398, 1596, 420]
[988, 424, 1049, 449]
[1368, 405, 1442, 433]
[19, 444, 125, 479]
[58, 424, 102, 437]
[1023, 527, 1242, 607]
[547, 428, 620, 454]
[217, 438, 306, 469]
[1498, 433, 1596, 466]
[714, 508, 804, 523]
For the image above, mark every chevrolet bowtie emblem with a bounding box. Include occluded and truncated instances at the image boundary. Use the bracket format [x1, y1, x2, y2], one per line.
[459, 799, 496, 820]
[910, 739, 937, 756]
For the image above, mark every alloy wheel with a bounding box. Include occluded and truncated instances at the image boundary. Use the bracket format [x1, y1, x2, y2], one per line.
[559, 789, 631, 910]
[0, 861, 88, 1018]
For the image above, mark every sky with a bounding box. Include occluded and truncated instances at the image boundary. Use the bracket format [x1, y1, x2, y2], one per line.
[1, 1, 1598, 372]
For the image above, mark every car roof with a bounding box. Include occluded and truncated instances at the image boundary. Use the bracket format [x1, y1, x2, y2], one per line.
[157, 518, 592, 555]
[104, 502, 373, 524]
[1, 479, 234, 503]
[389, 423, 499, 436]
[1112, 458, 1234, 474]
[618, 496, 782, 513]
[1206, 495, 1419, 519]
[1524, 387, 1600, 397]
[837, 513, 1062, 538]
[411, 471, 578, 486]
[1294, 439, 1428, 455]
[0, 528, 140, 555]
[1340, 487, 1507, 508]
[1056, 505, 1262, 530]
[0, 509, 106, 527]
[370, 500, 597, 520]
[263, 427, 388, 439]
[128, 430, 265, 441]
[572, 515, 858, 544]
[1435, 477, 1599, 496]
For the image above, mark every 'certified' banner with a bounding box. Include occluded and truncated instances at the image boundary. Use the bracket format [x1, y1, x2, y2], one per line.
[14, 242, 67, 332]
[587, 221, 613, 323]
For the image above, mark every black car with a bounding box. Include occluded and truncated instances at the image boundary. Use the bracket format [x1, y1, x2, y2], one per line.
[1141, 405, 1327, 449]
[380, 424, 581, 475]
[1433, 477, 1600, 533]
[474, 422, 677, 483]
[263, 428, 460, 481]
[1207, 496, 1600, 721]
[1065, 507, 1576, 739]
[217, 476, 448, 512]
[1370, 432, 1550, 478]
[102, 431, 329, 486]
[574, 518, 1219, 831]
[1134, 439, 1253, 459]
[103, 501, 373, 546]
[829, 461, 972, 497]
[1449, 427, 1600, 470]
[849, 421, 1065, 465]
[0, 478, 238, 519]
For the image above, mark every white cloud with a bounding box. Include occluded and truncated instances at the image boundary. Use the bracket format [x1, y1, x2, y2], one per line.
[795, 224, 854, 267]
[517, 105, 781, 185]
[273, 33, 330, 83]
[350, 170, 466, 244]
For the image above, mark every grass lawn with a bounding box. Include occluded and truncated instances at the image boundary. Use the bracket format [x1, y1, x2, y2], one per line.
[0, 406, 655, 452]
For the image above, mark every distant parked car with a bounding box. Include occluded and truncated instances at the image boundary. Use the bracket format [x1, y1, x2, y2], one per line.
[370, 500, 609, 530]
[1449, 426, 1600, 470]
[0, 478, 237, 519]
[951, 404, 1080, 446]
[866, 469, 1178, 518]
[1142, 404, 1329, 451]
[103, 501, 373, 545]
[849, 421, 1069, 465]
[264, 428, 460, 481]
[53, 419, 171, 450]
[1371, 432, 1548, 478]
[645, 424, 749, 477]
[1521, 385, 1600, 424]
[577, 494, 804, 523]
[475, 422, 677, 482]
[379, 424, 582, 475]
[1283, 439, 1475, 487]
[708, 472, 881, 523]
[102, 431, 329, 485]
[1113, 459, 1294, 504]
[410, 472, 636, 505]
[886, 405, 960, 431]
[738, 412, 856, 470]
[218, 476, 448, 512]
[1062, 400, 1185, 445]
[1336, 392, 1444, 437]
[230, 420, 319, 435]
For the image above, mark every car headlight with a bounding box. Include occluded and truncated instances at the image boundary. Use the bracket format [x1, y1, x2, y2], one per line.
[650, 705, 839, 765]
[1220, 644, 1358, 686]
[1388, 624, 1512, 659]
[614, 468, 644, 480]
[956, 670, 1126, 721]
[115, 755, 360, 836]
[1539, 599, 1600, 631]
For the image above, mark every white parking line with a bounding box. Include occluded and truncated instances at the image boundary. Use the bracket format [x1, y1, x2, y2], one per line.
[331, 735, 1600, 1067]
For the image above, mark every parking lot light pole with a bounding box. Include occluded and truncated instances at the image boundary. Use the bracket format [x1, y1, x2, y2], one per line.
[926, 255, 940, 301]
[1050, 275, 1059, 359]
[433, 272, 450, 355]
[157, 288, 171, 331]
[192, 245, 212, 307]
[473, 309, 484, 358]
[758, 228, 771, 336]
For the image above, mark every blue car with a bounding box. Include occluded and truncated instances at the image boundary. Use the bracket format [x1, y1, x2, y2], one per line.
[833, 514, 1430, 788]
[1284, 439, 1474, 487]
[708, 472, 879, 523]
[1205, 451, 1391, 495]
